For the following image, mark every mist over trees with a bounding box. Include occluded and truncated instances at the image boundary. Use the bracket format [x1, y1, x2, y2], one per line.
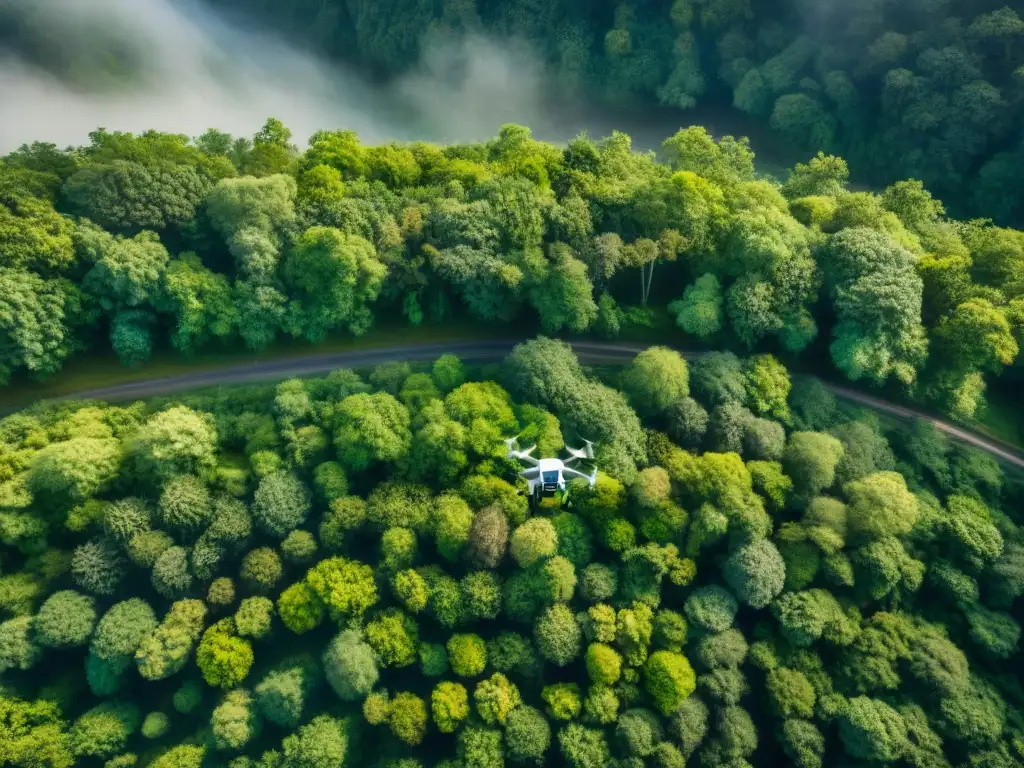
[198, 0, 1024, 226]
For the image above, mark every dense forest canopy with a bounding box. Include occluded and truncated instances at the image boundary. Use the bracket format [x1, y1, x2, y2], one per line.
[193, 0, 1024, 225]
[0, 342, 1022, 768]
[3, 120, 1024, 423]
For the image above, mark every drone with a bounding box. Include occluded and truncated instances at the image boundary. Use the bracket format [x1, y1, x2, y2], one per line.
[504, 437, 598, 502]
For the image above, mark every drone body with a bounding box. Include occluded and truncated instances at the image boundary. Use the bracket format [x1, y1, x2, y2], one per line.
[505, 438, 597, 502]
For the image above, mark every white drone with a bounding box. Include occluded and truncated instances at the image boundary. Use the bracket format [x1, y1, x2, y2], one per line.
[505, 437, 598, 500]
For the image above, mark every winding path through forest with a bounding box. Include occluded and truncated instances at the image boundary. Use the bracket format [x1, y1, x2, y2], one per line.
[46, 339, 1024, 470]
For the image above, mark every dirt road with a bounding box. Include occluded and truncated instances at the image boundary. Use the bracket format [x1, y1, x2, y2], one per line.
[44, 339, 1024, 469]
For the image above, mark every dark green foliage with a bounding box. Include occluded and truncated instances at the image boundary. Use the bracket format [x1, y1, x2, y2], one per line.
[156, 474, 211, 534]
[91, 599, 158, 661]
[69, 701, 141, 759]
[684, 586, 738, 633]
[505, 705, 551, 764]
[71, 537, 127, 596]
[253, 472, 311, 538]
[255, 654, 321, 728]
[324, 629, 378, 700]
[0, 344, 1020, 768]
[34, 589, 96, 647]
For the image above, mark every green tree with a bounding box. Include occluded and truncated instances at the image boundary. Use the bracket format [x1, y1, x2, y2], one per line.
[669, 274, 723, 339]
[306, 557, 378, 623]
[196, 619, 254, 689]
[211, 689, 260, 751]
[282, 227, 386, 341]
[33, 590, 96, 648]
[324, 629, 379, 700]
[622, 347, 690, 418]
[432, 681, 470, 733]
[334, 392, 411, 471]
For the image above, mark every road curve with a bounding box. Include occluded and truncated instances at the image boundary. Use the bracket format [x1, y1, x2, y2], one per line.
[44, 339, 1024, 470]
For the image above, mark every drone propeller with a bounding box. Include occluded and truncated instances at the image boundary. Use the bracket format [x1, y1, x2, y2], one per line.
[565, 438, 595, 461]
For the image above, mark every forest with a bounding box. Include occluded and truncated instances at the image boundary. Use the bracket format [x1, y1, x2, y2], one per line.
[3, 119, 1024, 423]
[195, 0, 1024, 225]
[1, 340, 1022, 768]
[2, 4, 1024, 764]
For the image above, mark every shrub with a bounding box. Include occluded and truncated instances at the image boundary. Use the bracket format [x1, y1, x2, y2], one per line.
[34, 590, 96, 648]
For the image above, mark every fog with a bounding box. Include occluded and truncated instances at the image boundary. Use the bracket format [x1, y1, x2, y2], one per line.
[0, 0, 789, 161]
[0, 0, 578, 153]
